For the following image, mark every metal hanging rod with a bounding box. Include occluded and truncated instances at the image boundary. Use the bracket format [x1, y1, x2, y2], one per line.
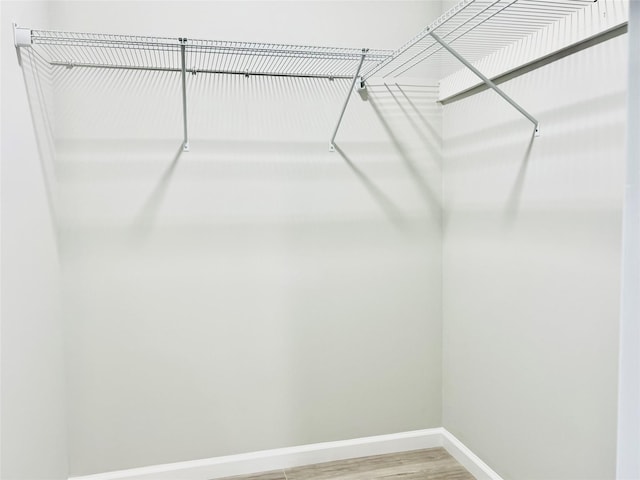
[45, 61, 359, 80]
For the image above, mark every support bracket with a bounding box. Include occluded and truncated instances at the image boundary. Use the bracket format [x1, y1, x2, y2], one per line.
[13, 23, 32, 48]
[329, 49, 368, 152]
[179, 37, 190, 151]
[356, 76, 368, 101]
[429, 30, 540, 136]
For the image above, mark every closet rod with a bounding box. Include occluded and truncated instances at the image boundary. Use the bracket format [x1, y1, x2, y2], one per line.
[47, 61, 354, 80]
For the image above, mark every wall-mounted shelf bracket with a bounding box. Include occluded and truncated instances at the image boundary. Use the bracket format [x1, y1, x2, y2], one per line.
[329, 49, 368, 152]
[179, 37, 190, 152]
[429, 30, 540, 136]
[356, 76, 368, 101]
[13, 23, 32, 48]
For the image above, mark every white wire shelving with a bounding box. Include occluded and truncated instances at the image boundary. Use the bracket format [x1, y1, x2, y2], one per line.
[15, 26, 391, 151]
[361, 0, 598, 135]
[362, 0, 598, 80]
[28, 29, 390, 80]
[13, 0, 599, 150]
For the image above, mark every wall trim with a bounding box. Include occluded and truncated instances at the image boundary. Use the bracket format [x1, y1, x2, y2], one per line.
[442, 430, 504, 480]
[69, 428, 503, 480]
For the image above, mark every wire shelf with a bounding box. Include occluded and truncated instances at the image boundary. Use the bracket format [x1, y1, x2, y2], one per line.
[30, 29, 391, 80]
[362, 0, 598, 80]
[20, 0, 597, 149]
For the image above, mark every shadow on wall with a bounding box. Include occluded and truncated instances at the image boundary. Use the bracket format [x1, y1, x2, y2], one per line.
[49, 68, 447, 474]
[368, 85, 442, 216]
[331, 143, 406, 229]
[331, 82, 443, 229]
[52, 66, 182, 142]
[384, 84, 442, 163]
[505, 129, 536, 225]
[51, 65, 351, 144]
[442, 68, 626, 228]
[17, 47, 59, 239]
[24, 57, 445, 240]
[440, 95, 539, 229]
[132, 145, 184, 239]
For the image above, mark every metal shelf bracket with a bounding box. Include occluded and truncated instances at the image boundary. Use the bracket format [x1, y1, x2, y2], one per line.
[429, 30, 540, 136]
[179, 37, 190, 152]
[13, 23, 32, 48]
[356, 76, 368, 101]
[329, 48, 368, 152]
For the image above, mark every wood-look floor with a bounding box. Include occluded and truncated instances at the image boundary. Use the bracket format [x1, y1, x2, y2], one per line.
[217, 448, 475, 479]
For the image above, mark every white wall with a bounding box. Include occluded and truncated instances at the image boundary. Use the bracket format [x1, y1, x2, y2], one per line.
[442, 30, 625, 480]
[617, 0, 640, 477]
[8, 3, 624, 478]
[1, 2, 68, 479]
[44, 1, 445, 476]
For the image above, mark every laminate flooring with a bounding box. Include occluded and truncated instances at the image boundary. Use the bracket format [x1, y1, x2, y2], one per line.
[216, 448, 475, 479]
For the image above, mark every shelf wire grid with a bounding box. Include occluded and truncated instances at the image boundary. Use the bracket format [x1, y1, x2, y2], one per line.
[30, 29, 391, 80]
[362, 0, 598, 80]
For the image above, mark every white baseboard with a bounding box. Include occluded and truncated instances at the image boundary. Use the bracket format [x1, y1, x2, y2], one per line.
[69, 428, 503, 480]
[442, 429, 504, 480]
[69, 429, 443, 480]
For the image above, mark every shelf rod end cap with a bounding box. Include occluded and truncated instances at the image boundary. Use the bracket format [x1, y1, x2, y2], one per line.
[13, 23, 32, 48]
